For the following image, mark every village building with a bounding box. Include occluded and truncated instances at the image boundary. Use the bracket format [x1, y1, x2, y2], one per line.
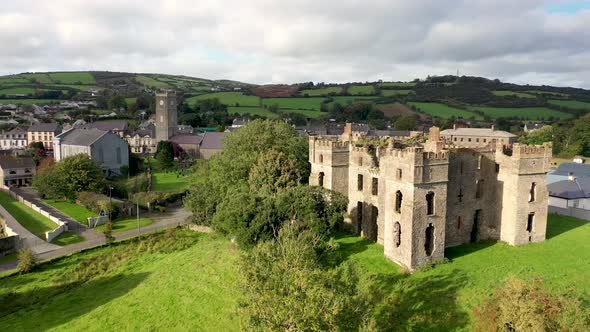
[0, 128, 28, 150]
[27, 122, 62, 150]
[548, 174, 590, 220]
[199, 132, 226, 159]
[54, 128, 129, 176]
[78, 121, 129, 138]
[309, 123, 551, 270]
[0, 155, 36, 188]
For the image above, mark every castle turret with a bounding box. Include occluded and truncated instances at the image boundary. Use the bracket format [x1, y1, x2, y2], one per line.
[309, 136, 350, 195]
[155, 91, 178, 142]
[496, 142, 552, 245]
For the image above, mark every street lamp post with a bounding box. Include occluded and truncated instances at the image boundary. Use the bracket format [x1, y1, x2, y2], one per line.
[108, 186, 114, 223]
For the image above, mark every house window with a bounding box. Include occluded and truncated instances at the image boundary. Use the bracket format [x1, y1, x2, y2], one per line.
[395, 190, 403, 213]
[425, 223, 434, 256]
[394, 222, 401, 247]
[357, 174, 363, 191]
[454, 137, 457, 142]
[9, 170, 16, 175]
[476, 138, 479, 143]
[468, 138, 471, 142]
[483, 139, 487, 143]
[527, 213, 534, 232]
[319, 172, 325, 187]
[529, 183, 536, 202]
[426, 191, 435, 215]
[24, 168, 31, 174]
[371, 178, 378, 195]
[396, 168, 402, 180]
[475, 179, 484, 199]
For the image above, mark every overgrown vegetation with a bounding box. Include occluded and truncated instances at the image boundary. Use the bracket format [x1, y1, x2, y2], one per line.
[16, 248, 36, 274]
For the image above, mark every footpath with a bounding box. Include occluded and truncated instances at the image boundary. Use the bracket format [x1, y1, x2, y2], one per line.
[0, 204, 192, 273]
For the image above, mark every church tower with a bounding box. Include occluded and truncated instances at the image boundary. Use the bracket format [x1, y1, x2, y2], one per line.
[155, 91, 178, 142]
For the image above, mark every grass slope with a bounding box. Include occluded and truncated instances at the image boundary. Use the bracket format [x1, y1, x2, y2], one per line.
[187, 92, 260, 107]
[408, 102, 482, 120]
[348, 85, 376, 95]
[381, 89, 414, 96]
[548, 99, 590, 110]
[48, 72, 96, 84]
[227, 106, 279, 118]
[277, 109, 324, 118]
[262, 97, 327, 110]
[94, 218, 153, 233]
[51, 231, 85, 246]
[467, 106, 573, 120]
[151, 172, 190, 192]
[492, 90, 536, 98]
[0, 192, 56, 239]
[135, 75, 172, 88]
[300, 86, 343, 96]
[43, 199, 96, 226]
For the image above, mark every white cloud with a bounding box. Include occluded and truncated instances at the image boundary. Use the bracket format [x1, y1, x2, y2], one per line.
[0, 0, 589, 88]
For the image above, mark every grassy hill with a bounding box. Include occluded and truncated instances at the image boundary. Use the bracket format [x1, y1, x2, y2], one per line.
[0, 214, 587, 330]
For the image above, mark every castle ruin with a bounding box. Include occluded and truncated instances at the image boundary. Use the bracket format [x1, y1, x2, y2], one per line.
[309, 124, 552, 270]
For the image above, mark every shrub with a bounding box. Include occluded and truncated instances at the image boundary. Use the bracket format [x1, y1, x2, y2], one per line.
[17, 248, 37, 274]
[103, 222, 114, 245]
[473, 276, 589, 332]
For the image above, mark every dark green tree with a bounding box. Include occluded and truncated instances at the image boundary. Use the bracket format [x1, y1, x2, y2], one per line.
[155, 141, 174, 169]
[395, 115, 418, 130]
[108, 95, 127, 110]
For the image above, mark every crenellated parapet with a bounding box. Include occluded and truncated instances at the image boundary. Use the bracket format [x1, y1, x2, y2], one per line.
[495, 142, 552, 175]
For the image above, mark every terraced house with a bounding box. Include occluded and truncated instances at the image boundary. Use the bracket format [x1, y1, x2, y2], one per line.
[309, 124, 552, 270]
[27, 123, 62, 150]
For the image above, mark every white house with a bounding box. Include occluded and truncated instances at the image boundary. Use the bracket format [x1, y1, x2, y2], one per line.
[0, 128, 27, 150]
[54, 128, 129, 176]
[548, 175, 590, 220]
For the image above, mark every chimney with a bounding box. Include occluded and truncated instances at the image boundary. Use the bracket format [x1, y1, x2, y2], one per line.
[568, 172, 576, 182]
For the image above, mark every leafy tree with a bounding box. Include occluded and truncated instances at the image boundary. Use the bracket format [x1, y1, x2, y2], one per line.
[27, 142, 46, 164]
[108, 95, 127, 110]
[570, 113, 590, 156]
[103, 221, 114, 244]
[17, 248, 37, 274]
[474, 276, 589, 332]
[239, 224, 368, 331]
[33, 154, 105, 200]
[395, 115, 418, 130]
[520, 125, 553, 146]
[248, 149, 303, 195]
[155, 141, 174, 169]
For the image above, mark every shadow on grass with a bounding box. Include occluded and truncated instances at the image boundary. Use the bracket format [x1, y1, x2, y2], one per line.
[366, 269, 470, 331]
[0, 272, 149, 330]
[546, 213, 588, 239]
[444, 240, 496, 260]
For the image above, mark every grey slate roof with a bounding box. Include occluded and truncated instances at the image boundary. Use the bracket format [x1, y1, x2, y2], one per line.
[28, 122, 61, 132]
[0, 156, 35, 169]
[170, 134, 203, 145]
[440, 128, 516, 138]
[552, 163, 590, 177]
[57, 128, 108, 146]
[200, 132, 226, 150]
[548, 177, 590, 199]
[79, 121, 128, 132]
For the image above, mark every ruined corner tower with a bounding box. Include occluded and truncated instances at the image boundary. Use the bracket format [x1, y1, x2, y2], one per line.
[155, 91, 178, 142]
[309, 136, 350, 194]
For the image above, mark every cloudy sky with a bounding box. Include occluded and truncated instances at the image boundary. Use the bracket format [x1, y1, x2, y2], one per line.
[1, 0, 590, 88]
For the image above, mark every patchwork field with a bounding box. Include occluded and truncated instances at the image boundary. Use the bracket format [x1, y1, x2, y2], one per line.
[408, 102, 482, 120]
[492, 90, 536, 98]
[48, 72, 96, 84]
[187, 92, 260, 107]
[376, 103, 417, 118]
[227, 106, 278, 118]
[0, 215, 587, 331]
[277, 109, 324, 118]
[262, 97, 326, 110]
[0, 87, 38, 95]
[382, 89, 414, 96]
[135, 75, 172, 89]
[467, 106, 573, 120]
[526, 90, 568, 97]
[300, 86, 343, 96]
[347, 85, 376, 95]
[548, 99, 590, 110]
[378, 82, 416, 88]
[0, 99, 64, 105]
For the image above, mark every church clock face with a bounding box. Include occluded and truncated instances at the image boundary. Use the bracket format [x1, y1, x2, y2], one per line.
[159, 100, 164, 106]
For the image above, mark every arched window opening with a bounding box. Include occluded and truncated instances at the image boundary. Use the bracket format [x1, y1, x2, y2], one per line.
[457, 216, 462, 229]
[426, 191, 435, 215]
[475, 179, 484, 199]
[319, 154, 323, 163]
[395, 191, 403, 213]
[425, 223, 434, 256]
[394, 222, 401, 247]
[318, 172, 324, 187]
[529, 182, 536, 202]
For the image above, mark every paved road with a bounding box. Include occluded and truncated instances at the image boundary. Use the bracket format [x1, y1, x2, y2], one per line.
[0, 204, 192, 273]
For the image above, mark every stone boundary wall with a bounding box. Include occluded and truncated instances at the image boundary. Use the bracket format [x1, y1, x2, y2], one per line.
[549, 206, 590, 221]
[8, 190, 68, 242]
[87, 216, 109, 228]
[0, 217, 20, 256]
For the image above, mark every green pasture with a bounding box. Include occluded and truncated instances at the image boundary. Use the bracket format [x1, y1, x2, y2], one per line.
[48, 72, 96, 84]
[347, 85, 376, 95]
[187, 92, 260, 107]
[382, 89, 414, 96]
[378, 82, 416, 88]
[467, 106, 573, 120]
[136, 75, 172, 88]
[548, 99, 590, 110]
[300, 86, 343, 96]
[492, 90, 536, 98]
[262, 97, 326, 110]
[227, 106, 278, 118]
[408, 102, 482, 119]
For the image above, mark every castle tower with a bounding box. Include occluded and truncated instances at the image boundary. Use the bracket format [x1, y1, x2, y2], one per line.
[308, 136, 350, 195]
[381, 147, 449, 269]
[495, 142, 552, 245]
[155, 91, 178, 142]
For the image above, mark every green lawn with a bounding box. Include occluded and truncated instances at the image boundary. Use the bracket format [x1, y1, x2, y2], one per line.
[0, 215, 587, 330]
[0, 77, 30, 84]
[408, 102, 482, 119]
[124, 97, 137, 105]
[0, 192, 56, 240]
[300, 86, 343, 96]
[48, 72, 96, 84]
[152, 171, 190, 192]
[381, 89, 414, 96]
[0, 87, 37, 95]
[227, 106, 278, 118]
[492, 90, 536, 98]
[43, 200, 96, 226]
[0, 99, 64, 105]
[187, 92, 260, 107]
[548, 99, 590, 110]
[94, 217, 153, 233]
[347, 85, 376, 95]
[378, 82, 416, 87]
[135, 75, 172, 88]
[17, 73, 53, 84]
[262, 97, 327, 110]
[467, 106, 573, 120]
[47, 84, 101, 91]
[51, 231, 85, 246]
